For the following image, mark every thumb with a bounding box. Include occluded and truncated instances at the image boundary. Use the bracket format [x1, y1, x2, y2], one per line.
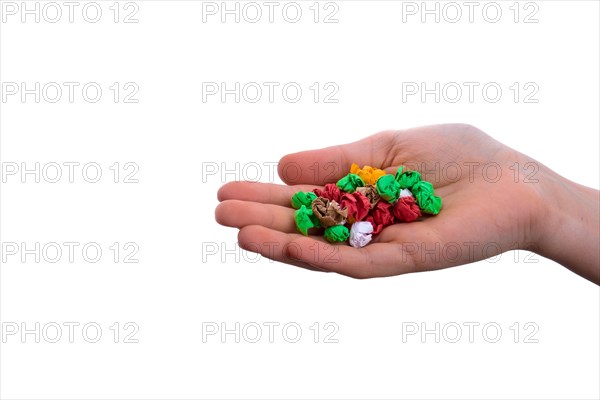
[277, 130, 398, 185]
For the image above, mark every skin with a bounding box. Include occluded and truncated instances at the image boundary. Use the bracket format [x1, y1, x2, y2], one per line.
[215, 124, 600, 284]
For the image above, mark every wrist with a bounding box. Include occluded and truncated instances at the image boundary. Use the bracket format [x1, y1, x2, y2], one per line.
[534, 168, 600, 282]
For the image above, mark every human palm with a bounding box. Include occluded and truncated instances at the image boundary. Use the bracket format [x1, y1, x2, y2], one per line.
[216, 124, 544, 278]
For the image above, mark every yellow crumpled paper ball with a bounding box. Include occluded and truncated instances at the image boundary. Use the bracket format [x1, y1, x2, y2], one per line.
[350, 163, 387, 185]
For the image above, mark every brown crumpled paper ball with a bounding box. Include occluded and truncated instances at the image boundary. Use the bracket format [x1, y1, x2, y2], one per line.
[311, 197, 348, 227]
[356, 184, 380, 208]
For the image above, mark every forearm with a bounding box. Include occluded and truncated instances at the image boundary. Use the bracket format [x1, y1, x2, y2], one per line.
[536, 169, 600, 284]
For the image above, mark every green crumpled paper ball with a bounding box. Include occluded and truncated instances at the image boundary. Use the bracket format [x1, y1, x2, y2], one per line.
[291, 191, 317, 209]
[376, 174, 401, 203]
[395, 170, 422, 190]
[294, 205, 321, 235]
[336, 173, 365, 193]
[411, 181, 442, 215]
[324, 225, 350, 243]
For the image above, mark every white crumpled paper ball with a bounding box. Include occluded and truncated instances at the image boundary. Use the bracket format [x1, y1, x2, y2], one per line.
[349, 221, 374, 248]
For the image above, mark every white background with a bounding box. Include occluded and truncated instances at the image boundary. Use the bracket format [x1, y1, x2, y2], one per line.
[1, 1, 599, 399]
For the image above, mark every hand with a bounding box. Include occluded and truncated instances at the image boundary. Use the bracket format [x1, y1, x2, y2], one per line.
[215, 124, 599, 283]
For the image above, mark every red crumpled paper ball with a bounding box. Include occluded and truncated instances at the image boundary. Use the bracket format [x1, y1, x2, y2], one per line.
[340, 191, 371, 222]
[393, 196, 422, 222]
[366, 201, 395, 234]
[313, 183, 341, 203]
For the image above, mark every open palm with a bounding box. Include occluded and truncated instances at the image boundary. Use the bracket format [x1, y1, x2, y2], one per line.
[216, 124, 545, 278]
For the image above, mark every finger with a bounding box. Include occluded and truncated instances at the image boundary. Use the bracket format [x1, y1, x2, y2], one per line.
[237, 225, 412, 278]
[215, 200, 298, 233]
[278, 130, 399, 185]
[217, 181, 321, 207]
[236, 227, 330, 273]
